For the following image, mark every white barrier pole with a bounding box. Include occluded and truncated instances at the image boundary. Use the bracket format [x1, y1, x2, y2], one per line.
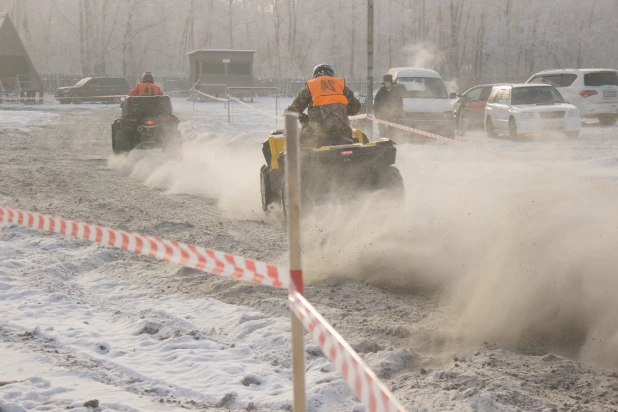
[227, 87, 231, 124]
[285, 112, 306, 412]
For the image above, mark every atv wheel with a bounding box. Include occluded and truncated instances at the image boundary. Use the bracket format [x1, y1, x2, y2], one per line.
[260, 166, 272, 212]
[375, 166, 405, 201]
[112, 127, 128, 154]
[279, 181, 290, 220]
[163, 131, 182, 154]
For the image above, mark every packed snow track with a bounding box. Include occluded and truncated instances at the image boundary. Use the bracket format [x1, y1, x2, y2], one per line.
[1, 100, 618, 411]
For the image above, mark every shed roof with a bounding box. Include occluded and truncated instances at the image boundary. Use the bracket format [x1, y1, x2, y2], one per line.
[187, 49, 257, 56]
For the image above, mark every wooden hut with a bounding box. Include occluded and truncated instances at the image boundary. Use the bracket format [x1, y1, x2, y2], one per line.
[0, 12, 43, 102]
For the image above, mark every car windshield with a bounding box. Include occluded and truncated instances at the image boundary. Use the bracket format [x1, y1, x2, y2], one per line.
[396, 77, 448, 99]
[74, 78, 91, 87]
[511, 87, 565, 105]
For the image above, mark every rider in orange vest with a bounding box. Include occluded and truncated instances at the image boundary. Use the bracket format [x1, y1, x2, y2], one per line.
[286, 64, 361, 146]
[128, 72, 163, 96]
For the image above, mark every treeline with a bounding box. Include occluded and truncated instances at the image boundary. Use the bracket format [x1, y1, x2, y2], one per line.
[6, 0, 618, 85]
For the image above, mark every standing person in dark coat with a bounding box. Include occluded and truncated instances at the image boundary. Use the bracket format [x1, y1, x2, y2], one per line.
[374, 74, 403, 138]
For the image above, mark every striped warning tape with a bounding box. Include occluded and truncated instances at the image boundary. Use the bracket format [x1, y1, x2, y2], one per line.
[289, 291, 406, 412]
[0, 206, 289, 289]
[2, 90, 191, 102]
[227, 95, 279, 120]
[191, 89, 229, 103]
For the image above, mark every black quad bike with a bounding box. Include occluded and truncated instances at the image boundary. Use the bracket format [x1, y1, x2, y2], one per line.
[260, 120, 404, 216]
[111, 95, 182, 154]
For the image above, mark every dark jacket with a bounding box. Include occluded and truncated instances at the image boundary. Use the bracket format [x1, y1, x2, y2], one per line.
[285, 81, 361, 140]
[374, 85, 403, 120]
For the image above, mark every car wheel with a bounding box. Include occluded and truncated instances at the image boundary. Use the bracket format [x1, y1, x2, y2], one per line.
[565, 131, 580, 139]
[486, 117, 497, 138]
[71, 94, 83, 104]
[456, 105, 470, 136]
[598, 114, 618, 126]
[509, 117, 518, 139]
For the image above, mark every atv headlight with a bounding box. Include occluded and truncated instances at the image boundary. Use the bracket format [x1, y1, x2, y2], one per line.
[443, 111, 454, 120]
[519, 112, 536, 120]
[567, 109, 579, 117]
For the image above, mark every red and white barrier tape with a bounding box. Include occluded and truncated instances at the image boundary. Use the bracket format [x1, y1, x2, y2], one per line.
[2, 90, 191, 102]
[289, 291, 406, 412]
[365, 115, 618, 195]
[227, 95, 279, 120]
[191, 89, 229, 103]
[349, 114, 369, 121]
[3, 94, 126, 102]
[0, 206, 289, 289]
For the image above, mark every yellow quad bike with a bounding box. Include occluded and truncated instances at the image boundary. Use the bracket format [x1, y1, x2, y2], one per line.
[259, 128, 404, 215]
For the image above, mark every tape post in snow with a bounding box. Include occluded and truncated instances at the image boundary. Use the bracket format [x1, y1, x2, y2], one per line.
[289, 291, 407, 412]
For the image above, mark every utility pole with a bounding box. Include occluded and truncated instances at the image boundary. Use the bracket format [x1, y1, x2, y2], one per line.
[366, 0, 374, 140]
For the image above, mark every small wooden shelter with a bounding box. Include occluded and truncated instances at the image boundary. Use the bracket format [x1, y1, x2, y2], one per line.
[187, 49, 256, 88]
[0, 12, 43, 102]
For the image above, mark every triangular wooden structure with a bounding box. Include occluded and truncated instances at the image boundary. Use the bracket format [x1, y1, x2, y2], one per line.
[0, 12, 43, 96]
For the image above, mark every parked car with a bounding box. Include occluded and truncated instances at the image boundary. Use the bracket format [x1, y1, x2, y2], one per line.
[526, 69, 618, 125]
[387, 67, 455, 138]
[484, 84, 581, 139]
[55, 77, 130, 104]
[451, 84, 500, 135]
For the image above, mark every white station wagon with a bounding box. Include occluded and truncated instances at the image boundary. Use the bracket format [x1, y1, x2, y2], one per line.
[484, 84, 581, 139]
[526, 69, 618, 125]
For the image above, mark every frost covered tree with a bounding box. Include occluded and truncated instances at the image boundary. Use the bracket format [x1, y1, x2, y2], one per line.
[3, 0, 617, 86]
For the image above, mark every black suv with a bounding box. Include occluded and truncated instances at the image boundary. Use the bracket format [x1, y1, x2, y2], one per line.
[55, 77, 130, 104]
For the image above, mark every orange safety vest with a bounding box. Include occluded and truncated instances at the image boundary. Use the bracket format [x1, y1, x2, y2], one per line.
[306, 76, 348, 107]
[129, 82, 163, 96]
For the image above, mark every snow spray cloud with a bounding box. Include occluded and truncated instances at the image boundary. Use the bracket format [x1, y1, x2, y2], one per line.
[107, 124, 268, 219]
[299, 139, 618, 368]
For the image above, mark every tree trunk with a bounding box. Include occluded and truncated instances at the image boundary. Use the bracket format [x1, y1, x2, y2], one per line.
[350, 0, 356, 78]
[228, 0, 234, 49]
[79, 0, 89, 76]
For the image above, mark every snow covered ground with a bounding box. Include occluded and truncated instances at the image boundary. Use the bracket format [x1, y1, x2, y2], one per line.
[0, 224, 361, 411]
[2, 98, 618, 411]
[0, 110, 59, 129]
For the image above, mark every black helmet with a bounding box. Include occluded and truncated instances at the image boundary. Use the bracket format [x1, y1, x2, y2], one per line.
[313, 64, 334, 78]
[141, 72, 155, 83]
